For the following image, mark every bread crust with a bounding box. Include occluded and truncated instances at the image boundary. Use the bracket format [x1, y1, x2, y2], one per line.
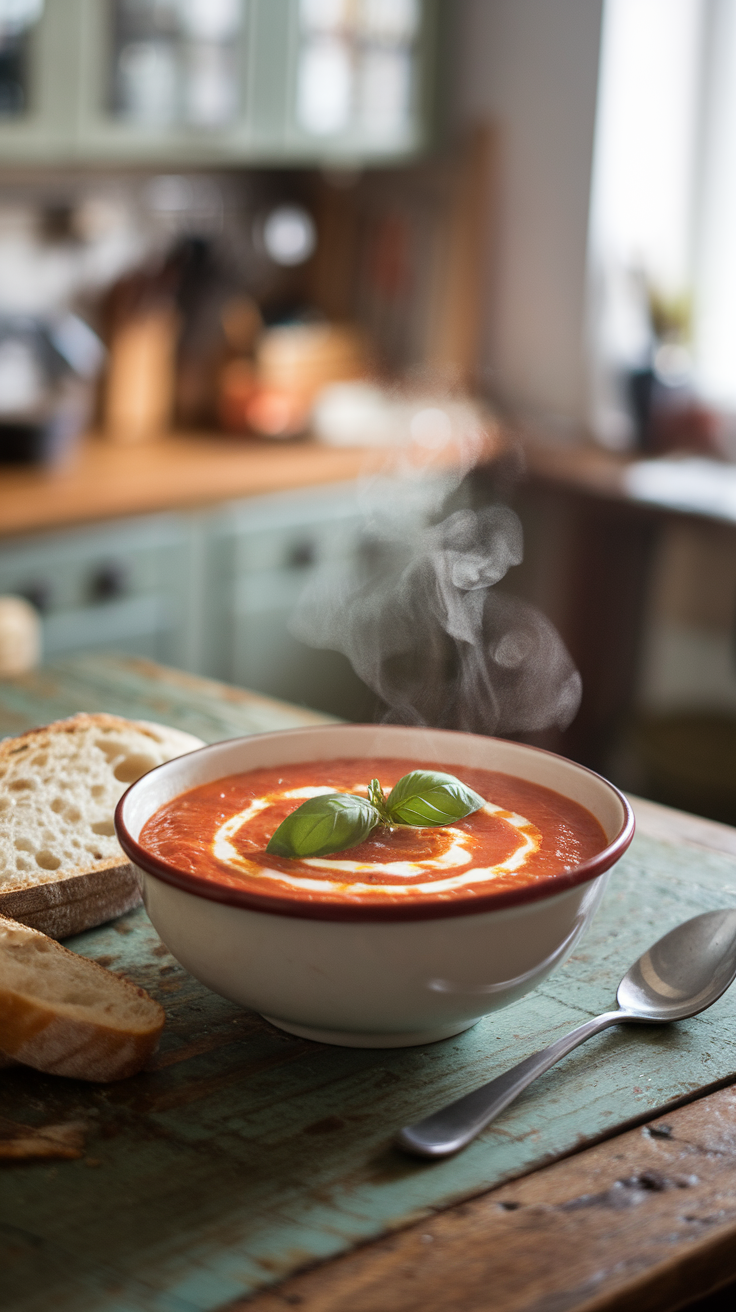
[0, 712, 202, 938]
[0, 861, 141, 939]
[0, 915, 165, 1081]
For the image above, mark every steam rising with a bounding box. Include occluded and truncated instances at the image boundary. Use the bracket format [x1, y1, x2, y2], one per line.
[292, 489, 582, 736]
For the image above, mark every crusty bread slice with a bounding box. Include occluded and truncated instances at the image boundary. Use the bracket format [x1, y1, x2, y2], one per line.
[0, 915, 165, 1081]
[0, 713, 204, 938]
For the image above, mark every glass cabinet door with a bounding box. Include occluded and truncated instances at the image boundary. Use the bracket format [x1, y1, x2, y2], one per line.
[0, 0, 434, 163]
[110, 0, 244, 131]
[75, 0, 253, 163]
[0, 0, 44, 117]
[293, 0, 424, 151]
[0, 0, 79, 161]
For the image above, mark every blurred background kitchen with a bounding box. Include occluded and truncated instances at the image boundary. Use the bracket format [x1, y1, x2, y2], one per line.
[2, 0, 736, 826]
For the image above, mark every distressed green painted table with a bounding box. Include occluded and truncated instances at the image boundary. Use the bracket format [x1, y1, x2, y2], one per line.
[2, 655, 736, 1312]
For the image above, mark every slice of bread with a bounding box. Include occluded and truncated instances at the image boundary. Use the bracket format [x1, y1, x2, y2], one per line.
[0, 713, 204, 938]
[0, 915, 165, 1081]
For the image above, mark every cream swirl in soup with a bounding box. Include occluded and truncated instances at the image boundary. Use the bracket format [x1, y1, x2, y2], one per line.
[139, 757, 607, 911]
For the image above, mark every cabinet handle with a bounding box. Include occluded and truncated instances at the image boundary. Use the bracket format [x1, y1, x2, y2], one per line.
[287, 541, 316, 569]
[17, 582, 52, 614]
[89, 561, 129, 602]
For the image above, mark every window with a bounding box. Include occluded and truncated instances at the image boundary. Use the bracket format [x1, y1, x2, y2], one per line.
[589, 0, 736, 444]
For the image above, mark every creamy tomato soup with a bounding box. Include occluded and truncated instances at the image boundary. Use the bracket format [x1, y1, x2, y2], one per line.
[139, 757, 607, 911]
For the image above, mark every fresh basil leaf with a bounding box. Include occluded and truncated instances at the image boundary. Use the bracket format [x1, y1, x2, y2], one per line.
[386, 770, 485, 828]
[266, 793, 381, 858]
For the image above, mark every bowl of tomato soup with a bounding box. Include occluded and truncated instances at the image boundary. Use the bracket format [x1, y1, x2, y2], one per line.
[115, 724, 634, 1048]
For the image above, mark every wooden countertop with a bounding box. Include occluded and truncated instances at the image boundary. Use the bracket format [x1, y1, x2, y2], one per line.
[522, 431, 736, 530]
[0, 434, 388, 538]
[4, 423, 735, 542]
[0, 422, 503, 539]
[522, 435, 634, 500]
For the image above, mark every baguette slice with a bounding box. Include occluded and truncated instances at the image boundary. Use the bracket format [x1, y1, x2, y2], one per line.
[0, 915, 165, 1081]
[0, 713, 204, 938]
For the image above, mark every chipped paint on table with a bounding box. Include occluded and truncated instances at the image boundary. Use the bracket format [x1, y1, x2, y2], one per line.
[0, 654, 334, 747]
[1, 656, 736, 1312]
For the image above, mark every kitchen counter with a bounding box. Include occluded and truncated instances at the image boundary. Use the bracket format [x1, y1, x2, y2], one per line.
[3, 423, 733, 544]
[0, 424, 502, 712]
[0, 434, 391, 538]
[523, 431, 736, 524]
[0, 424, 504, 539]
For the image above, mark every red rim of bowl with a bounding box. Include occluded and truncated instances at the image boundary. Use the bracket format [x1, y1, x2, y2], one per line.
[115, 729, 636, 923]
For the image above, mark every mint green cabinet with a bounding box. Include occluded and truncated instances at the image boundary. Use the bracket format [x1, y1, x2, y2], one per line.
[0, 1, 84, 165]
[0, 513, 194, 665]
[0, 483, 375, 718]
[0, 0, 435, 165]
[211, 483, 375, 718]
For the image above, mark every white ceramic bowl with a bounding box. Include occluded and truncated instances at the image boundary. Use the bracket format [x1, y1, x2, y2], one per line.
[115, 725, 634, 1048]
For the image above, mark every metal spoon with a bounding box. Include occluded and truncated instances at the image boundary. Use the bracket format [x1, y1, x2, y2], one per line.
[398, 908, 736, 1159]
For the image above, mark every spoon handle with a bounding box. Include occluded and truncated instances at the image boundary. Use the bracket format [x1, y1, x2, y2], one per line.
[397, 1009, 626, 1158]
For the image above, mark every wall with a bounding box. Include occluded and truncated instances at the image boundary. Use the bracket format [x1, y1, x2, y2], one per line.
[447, 0, 605, 428]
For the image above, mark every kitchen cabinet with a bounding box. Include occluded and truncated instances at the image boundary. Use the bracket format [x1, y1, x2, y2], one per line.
[0, 430, 475, 720]
[0, 0, 437, 166]
[210, 482, 376, 718]
[0, 481, 377, 718]
[0, 0, 82, 165]
[0, 511, 194, 665]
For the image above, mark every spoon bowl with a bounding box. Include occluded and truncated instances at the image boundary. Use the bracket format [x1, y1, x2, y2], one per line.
[399, 909, 736, 1158]
[617, 909, 736, 1020]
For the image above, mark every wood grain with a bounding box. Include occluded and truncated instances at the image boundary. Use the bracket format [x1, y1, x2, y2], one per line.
[236, 1088, 736, 1312]
[2, 656, 736, 1312]
[632, 795, 736, 860]
[0, 652, 334, 745]
[0, 435, 377, 538]
[0, 426, 502, 539]
[0, 1117, 86, 1161]
[233, 798, 736, 1312]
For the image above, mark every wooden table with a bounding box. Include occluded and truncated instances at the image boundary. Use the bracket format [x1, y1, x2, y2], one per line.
[250, 800, 736, 1312]
[2, 655, 736, 1312]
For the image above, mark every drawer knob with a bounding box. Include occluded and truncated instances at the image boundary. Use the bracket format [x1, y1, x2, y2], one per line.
[89, 562, 129, 602]
[287, 541, 316, 569]
[17, 582, 52, 614]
